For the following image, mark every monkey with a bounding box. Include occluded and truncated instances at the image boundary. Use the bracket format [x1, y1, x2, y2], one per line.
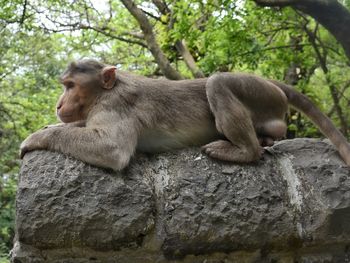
[20, 59, 350, 171]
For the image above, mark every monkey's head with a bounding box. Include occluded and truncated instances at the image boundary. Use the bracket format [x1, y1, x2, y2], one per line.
[57, 59, 117, 123]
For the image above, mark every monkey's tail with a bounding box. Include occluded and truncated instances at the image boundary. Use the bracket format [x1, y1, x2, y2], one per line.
[270, 80, 350, 166]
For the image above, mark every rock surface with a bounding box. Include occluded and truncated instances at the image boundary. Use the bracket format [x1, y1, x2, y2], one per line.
[12, 138, 350, 263]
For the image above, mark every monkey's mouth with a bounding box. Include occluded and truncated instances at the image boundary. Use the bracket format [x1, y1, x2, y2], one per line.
[58, 114, 76, 123]
[58, 114, 74, 120]
[59, 113, 73, 117]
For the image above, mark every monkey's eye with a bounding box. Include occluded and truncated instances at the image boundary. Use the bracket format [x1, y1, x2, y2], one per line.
[65, 81, 75, 89]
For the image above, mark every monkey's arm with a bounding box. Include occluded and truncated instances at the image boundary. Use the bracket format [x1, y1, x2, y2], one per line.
[20, 117, 138, 171]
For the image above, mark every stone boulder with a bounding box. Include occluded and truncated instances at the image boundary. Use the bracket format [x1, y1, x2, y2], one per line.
[12, 138, 350, 262]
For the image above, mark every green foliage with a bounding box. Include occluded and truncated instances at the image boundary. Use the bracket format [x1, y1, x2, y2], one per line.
[0, 28, 68, 260]
[1, 0, 350, 260]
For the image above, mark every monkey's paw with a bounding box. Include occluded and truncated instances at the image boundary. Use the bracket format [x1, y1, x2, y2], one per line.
[20, 130, 51, 158]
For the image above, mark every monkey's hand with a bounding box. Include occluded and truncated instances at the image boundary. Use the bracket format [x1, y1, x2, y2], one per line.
[20, 129, 55, 159]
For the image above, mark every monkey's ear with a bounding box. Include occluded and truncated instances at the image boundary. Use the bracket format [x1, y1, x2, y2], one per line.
[101, 66, 117, 89]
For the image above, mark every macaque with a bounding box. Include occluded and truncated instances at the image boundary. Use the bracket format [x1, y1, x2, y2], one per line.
[20, 59, 350, 171]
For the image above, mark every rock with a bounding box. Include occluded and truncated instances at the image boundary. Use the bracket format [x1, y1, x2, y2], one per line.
[11, 138, 350, 263]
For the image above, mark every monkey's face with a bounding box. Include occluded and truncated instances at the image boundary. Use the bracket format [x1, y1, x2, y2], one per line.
[57, 61, 117, 123]
[57, 73, 101, 123]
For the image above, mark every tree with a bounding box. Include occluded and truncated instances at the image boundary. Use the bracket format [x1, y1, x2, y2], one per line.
[119, 0, 183, 79]
[253, 0, 350, 61]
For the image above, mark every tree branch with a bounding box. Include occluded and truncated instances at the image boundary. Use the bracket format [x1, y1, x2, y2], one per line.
[152, 0, 170, 14]
[152, 0, 205, 78]
[254, 0, 298, 7]
[238, 43, 310, 56]
[175, 40, 205, 78]
[79, 24, 148, 48]
[328, 80, 350, 117]
[139, 8, 163, 23]
[120, 0, 183, 80]
[253, 0, 350, 62]
[303, 23, 348, 136]
[20, 0, 28, 25]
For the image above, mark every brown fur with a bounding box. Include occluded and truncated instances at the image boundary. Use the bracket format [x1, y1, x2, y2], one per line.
[20, 59, 350, 170]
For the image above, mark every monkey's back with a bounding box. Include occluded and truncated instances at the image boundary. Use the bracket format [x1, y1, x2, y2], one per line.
[132, 76, 220, 152]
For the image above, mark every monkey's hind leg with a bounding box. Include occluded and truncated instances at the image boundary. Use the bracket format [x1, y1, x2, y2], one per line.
[202, 75, 262, 163]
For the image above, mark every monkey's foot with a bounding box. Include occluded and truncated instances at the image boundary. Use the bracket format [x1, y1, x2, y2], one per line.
[201, 140, 262, 163]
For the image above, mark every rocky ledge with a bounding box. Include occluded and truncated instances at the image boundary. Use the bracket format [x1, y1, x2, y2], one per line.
[12, 138, 350, 263]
